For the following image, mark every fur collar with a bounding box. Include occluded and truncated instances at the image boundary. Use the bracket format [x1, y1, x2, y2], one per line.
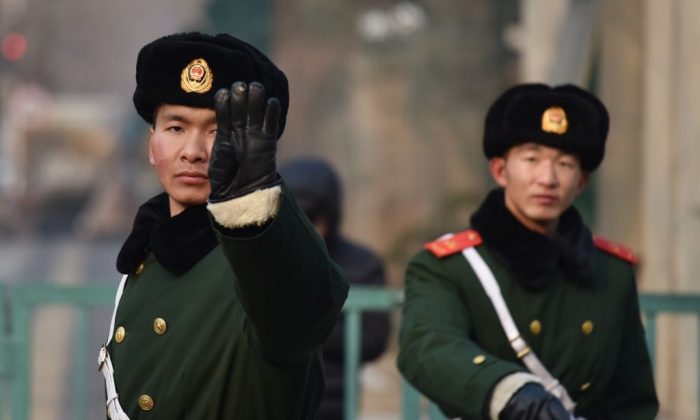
[116, 193, 218, 275]
[470, 189, 594, 290]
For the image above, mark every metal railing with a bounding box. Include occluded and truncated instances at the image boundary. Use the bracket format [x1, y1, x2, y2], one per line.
[342, 287, 404, 420]
[0, 283, 115, 420]
[0, 283, 698, 420]
[639, 293, 700, 365]
[639, 293, 700, 414]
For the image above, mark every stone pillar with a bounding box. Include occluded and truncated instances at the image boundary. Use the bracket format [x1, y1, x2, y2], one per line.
[637, 1, 700, 417]
[516, 0, 568, 81]
[596, 0, 644, 249]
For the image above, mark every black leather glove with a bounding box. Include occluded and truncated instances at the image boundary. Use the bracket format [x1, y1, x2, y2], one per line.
[208, 81, 281, 202]
[499, 383, 570, 420]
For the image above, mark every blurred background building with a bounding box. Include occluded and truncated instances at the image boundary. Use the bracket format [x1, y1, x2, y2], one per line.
[0, 0, 697, 418]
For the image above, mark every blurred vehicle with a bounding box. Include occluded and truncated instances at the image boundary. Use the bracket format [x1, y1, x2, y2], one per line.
[0, 84, 137, 237]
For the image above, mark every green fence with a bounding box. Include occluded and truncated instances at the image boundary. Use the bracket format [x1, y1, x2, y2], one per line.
[0, 283, 698, 420]
[0, 283, 115, 420]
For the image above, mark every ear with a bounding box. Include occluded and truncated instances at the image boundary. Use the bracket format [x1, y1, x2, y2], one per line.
[147, 126, 156, 166]
[488, 157, 508, 188]
[577, 171, 590, 193]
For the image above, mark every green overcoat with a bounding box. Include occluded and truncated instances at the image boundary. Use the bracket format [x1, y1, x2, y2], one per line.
[106, 186, 349, 419]
[398, 233, 658, 419]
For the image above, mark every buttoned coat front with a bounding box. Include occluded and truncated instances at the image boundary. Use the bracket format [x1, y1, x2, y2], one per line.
[106, 186, 349, 419]
[398, 236, 658, 419]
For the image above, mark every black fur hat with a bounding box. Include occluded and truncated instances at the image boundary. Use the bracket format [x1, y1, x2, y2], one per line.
[133, 32, 289, 136]
[483, 83, 609, 171]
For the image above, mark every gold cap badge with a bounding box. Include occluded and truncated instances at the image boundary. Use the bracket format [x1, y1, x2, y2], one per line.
[541, 106, 568, 135]
[180, 58, 213, 94]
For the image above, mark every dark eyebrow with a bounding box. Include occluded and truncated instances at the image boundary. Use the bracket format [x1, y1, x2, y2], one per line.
[160, 112, 217, 126]
[521, 143, 542, 151]
[161, 113, 187, 123]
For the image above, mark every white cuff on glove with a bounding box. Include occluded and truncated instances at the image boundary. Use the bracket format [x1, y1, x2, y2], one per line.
[489, 372, 542, 420]
[207, 185, 282, 228]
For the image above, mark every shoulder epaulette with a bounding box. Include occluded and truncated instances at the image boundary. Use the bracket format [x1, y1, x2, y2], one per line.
[424, 229, 483, 258]
[593, 235, 638, 265]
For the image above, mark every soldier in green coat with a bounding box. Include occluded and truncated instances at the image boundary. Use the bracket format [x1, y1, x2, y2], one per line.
[397, 84, 658, 419]
[97, 32, 349, 419]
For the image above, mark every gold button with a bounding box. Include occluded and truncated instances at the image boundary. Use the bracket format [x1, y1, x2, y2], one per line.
[580, 382, 591, 392]
[529, 320, 542, 335]
[114, 326, 126, 343]
[473, 354, 486, 365]
[135, 262, 145, 275]
[153, 318, 167, 335]
[138, 394, 154, 411]
[581, 320, 594, 335]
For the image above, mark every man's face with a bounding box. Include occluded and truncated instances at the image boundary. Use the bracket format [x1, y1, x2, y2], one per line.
[489, 142, 588, 235]
[149, 104, 217, 216]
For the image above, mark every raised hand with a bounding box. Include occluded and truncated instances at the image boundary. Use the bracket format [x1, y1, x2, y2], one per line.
[208, 81, 281, 202]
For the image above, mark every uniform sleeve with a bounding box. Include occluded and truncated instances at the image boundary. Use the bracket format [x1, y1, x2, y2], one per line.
[397, 250, 525, 419]
[604, 273, 659, 419]
[212, 184, 350, 363]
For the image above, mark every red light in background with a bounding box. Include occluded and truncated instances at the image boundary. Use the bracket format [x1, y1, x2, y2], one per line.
[2, 32, 28, 61]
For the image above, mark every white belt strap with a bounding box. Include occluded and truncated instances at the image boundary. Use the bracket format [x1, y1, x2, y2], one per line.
[97, 274, 130, 420]
[461, 247, 577, 413]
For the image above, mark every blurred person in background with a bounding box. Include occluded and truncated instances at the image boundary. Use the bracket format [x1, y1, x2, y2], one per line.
[397, 84, 658, 419]
[280, 157, 390, 420]
[98, 32, 348, 420]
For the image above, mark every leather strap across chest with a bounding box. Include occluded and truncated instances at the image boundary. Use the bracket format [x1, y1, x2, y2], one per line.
[97, 274, 131, 420]
[461, 245, 577, 412]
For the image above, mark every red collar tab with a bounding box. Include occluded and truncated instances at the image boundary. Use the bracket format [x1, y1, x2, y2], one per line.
[425, 229, 483, 258]
[593, 235, 638, 265]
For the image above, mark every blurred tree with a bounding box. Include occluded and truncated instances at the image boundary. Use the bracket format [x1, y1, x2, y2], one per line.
[272, 0, 520, 287]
